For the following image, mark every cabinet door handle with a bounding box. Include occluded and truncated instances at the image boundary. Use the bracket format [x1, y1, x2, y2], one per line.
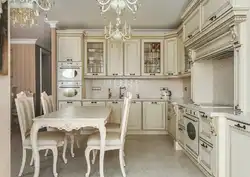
[209, 15, 217, 21]
[151, 102, 157, 104]
[150, 73, 156, 76]
[67, 101, 73, 104]
[66, 58, 73, 61]
[92, 73, 98, 76]
[91, 101, 97, 104]
[234, 123, 246, 130]
[167, 73, 173, 76]
[201, 143, 208, 148]
[188, 34, 193, 39]
[178, 128, 183, 131]
[130, 73, 135, 76]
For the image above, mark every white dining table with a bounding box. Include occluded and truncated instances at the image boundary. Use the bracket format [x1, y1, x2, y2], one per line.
[30, 105, 111, 177]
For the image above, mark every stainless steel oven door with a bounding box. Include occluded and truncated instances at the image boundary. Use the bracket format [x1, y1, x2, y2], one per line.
[184, 114, 199, 158]
[58, 62, 82, 81]
[57, 82, 82, 100]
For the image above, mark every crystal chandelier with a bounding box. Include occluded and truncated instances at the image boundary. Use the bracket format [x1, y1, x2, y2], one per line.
[10, 0, 54, 27]
[0, 0, 7, 18]
[104, 16, 131, 41]
[97, 0, 140, 15]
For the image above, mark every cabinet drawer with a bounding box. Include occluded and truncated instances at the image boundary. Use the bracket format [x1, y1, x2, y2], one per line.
[82, 101, 105, 106]
[58, 101, 82, 109]
[184, 7, 200, 41]
[228, 120, 250, 132]
[199, 139, 214, 175]
[201, 0, 230, 29]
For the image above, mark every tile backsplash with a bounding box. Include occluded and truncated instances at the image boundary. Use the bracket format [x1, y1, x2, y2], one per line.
[84, 79, 184, 99]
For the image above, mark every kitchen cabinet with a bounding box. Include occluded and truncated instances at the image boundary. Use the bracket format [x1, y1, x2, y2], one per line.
[82, 101, 105, 106]
[177, 34, 186, 74]
[124, 40, 141, 76]
[58, 36, 82, 62]
[143, 102, 165, 130]
[107, 41, 123, 76]
[183, 7, 200, 41]
[199, 139, 216, 175]
[58, 101, 82, 109]
[84, 39, 106, 76]
[168, 103, 177, 139]
[127, 101, 142, 130]
[141, 39, 164, 76]
[107, 101, 123, 124]
[201, 0, 230, 29]
[164, 38, 177, 75]
[227, 120, 250, 177]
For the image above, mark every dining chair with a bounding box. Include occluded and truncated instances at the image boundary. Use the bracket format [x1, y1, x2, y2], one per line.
[15, 96, 68, 177]
[41, 91, 81, 158]
[85, 92, 132, 177]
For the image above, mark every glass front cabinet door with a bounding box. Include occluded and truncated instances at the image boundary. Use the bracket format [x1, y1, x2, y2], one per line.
[84, 39, 106, 76]
[141, 39, 163, 76]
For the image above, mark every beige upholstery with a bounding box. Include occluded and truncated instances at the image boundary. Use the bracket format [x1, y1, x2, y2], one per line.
[87, 132, 121, 146]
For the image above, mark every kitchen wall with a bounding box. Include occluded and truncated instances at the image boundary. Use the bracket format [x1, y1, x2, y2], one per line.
[182, 77, 191, 99]
[85, 79, 184, 99]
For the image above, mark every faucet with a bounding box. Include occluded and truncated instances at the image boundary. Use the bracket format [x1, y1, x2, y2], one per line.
[108, 88, 112, 99]
[119, 87, 126, 99]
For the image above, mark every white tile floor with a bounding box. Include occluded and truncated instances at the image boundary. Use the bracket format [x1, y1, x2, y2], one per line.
[11, 132, 205, 177]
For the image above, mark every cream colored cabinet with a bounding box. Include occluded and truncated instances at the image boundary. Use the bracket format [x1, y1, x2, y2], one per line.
[227, 120, 250, 177]
[201, 0, 230, 29]
[82, 101, 105, 106]
[58, 36, 82, 62]
[183, 7, 200, 41]
[84, 39, 106, 76]
[58, 101, 82, 109]
[168, 103, 177, 139]
[164, 38, 177, 75]
[107, 41, 123, 76]
[177, 34, 185, 74]
[127, 101, 142, 130]
[107, 101, 122, 124]
[124, 40, 141, 76]
[143, 102, 165, 130]
[141, 39, 164, 76]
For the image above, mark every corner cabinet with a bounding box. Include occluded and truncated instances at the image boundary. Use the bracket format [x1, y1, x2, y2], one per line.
[107, 41, 123, 76]
[143, 102, 165, 130]
[124, 39, 141, 76]
[164, 38, 177, 75]
[227, 120, 250, 177]
[141, 39, 163, 76]
[58, 36, 82, 62]
[84, 39, 106, 76]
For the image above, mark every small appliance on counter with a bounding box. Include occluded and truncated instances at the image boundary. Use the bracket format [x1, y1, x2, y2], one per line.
[160, 87, 172, 100]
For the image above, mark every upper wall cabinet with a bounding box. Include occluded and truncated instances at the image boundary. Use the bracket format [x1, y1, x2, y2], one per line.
[141, 39, 164, 76]
[124, 39, 141, 76]
[201, 0, 230, 29]
[58, 36, 82, 62]
[107, 41, 123, 76]
[164, 38, 177, 75]
[183, 7, 200, 42]
[84, 39, 106, 76]
[177, 33, 186, 73]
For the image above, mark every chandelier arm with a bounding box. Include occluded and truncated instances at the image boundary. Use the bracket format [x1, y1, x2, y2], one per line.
[126, 0, 138, 5]
[32, 0, 52, 11]
[124, 2, 135, 13]
[96, 0, 112, 6]
[101, 3, 112, 13]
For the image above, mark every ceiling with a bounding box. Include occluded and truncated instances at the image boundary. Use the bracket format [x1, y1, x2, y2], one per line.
[10, 0, 190, 49]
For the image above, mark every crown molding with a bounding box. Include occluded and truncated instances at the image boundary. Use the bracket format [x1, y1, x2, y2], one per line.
[10, 38, 37, 44]
[46, 20, 59, 28]
[56, 29, 85, 35]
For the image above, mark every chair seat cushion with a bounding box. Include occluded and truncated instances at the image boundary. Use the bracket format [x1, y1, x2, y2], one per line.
[87, 132, 122, 146]
[23, 131, 65, 147]
[106, 123, 120, 132]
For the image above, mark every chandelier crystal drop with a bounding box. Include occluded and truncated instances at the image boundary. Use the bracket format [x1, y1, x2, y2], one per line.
[104, 16, 131, 41]
[97, 0, 140, 15]
[10, 0, 54, 27]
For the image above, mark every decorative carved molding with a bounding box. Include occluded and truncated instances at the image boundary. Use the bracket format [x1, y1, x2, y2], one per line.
[229, 24, 241, 49]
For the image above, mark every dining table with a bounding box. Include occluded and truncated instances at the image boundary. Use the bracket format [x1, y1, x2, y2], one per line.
[30, 105, 111, 177]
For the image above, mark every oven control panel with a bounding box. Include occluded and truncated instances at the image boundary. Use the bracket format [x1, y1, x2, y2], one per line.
[185, 108, 199, 118]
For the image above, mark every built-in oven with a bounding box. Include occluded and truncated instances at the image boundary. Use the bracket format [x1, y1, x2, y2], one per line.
[184, 108, 199, 160]
[57, 81, 82, 100]
[58, 62, 82, 81]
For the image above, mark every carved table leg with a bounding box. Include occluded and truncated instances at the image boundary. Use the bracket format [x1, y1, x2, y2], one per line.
[31, 123, 40, 177]
[99, 123, 106, 177]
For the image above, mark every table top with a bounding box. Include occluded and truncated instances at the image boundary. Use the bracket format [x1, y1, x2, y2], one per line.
[34, 106, 111, 121]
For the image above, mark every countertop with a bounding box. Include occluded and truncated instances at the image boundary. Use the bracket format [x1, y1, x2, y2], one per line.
[82, 97, 250, 125]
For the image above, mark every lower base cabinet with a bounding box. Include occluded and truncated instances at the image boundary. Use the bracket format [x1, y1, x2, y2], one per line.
[143, 102, 165, 130]
[127, 101, 142, 130]
[227, 120, 250, 177]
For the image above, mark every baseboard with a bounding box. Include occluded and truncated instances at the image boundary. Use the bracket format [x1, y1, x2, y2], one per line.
[79, 129, 168, 135]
